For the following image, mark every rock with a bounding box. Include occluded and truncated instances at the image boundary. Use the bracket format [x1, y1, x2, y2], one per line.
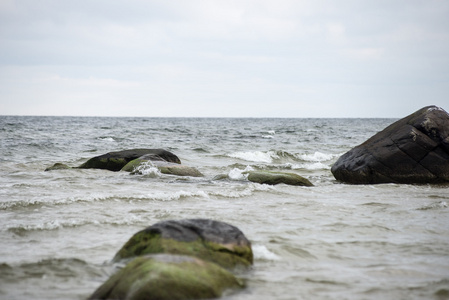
[88, 254, 244, 300]
[331, 105, 449, 184]
[246, 171, 313, 186]
[78, 149, 181, 172]
[44, 163, 71, 171]
[121, 155, 203, 177]
[113, 219, 253, 269]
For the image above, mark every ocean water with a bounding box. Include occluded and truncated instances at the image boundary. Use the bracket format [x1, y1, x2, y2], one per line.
[0, 116, 448, 300]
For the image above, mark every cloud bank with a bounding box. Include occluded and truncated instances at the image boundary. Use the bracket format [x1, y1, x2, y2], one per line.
[1, 0, 448, 117]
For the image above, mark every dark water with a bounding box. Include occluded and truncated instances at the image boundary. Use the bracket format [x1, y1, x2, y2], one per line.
[0, 116, 448, 300]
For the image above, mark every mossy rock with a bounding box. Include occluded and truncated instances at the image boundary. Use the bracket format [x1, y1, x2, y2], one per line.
[158, 164, 203, 177]
[122, 158, 203, 177]
[78, 149, 181, 171]
[246, 171, 313, 186]
[44, 163, 71, 171]
[89, 254, 244, 300]
[113, 219, 253, 269]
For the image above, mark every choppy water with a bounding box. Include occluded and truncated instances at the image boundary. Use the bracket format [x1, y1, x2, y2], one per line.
[0, 116, 448, 300]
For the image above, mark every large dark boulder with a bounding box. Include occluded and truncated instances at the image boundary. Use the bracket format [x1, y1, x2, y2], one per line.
[113, 219, 253, 269]
[89, 254, 244, 300]
[78, 149, 181, 171]
[331, 105, 449, 184]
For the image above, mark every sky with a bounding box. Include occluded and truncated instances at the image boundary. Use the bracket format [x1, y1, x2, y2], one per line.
[1, 0, 448, 118]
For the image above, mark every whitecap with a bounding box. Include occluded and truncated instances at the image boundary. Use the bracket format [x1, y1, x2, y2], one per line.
[98, 137, 115, 142]
[253, 245, 281, 261]
[297, 152, 336, 162]
[132, 161, 162, 177]
[228, 165, 254, 180]
[146, 190, 210, 201]
[228, 151, 277, 163]
[287, 162, 331, 170]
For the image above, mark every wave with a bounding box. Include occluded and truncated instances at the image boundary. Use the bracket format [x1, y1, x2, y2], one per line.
[227, 151, 276, 163]
[228, 165, 254, 180]
[6, 215, 146, 233]
[416, 201, 448, 210]
[226, 150, 339, 164]
[296, 151, 339, 162]
[0, 257, 105, 287]
[1, 190, 210, 210]
[98, 136, 116, 142]
[284, 162, 331, 171]
[144, 190, 210, 201]
[131, 162, 162, 177]
[252, 245, 281, 261]
[209, 183, 275, 198]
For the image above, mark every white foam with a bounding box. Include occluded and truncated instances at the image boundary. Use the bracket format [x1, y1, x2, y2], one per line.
[253, 245, 281, 261]
[133, 161, 162, 177]
[262, 130, 276, 139]
[147, 190, 209, 201]
[99, 137, 115, 142]
[297, 152, 335, 162]
[5, 215, 148, 232]
[228, 151, 277, 163]
[288, 162, 330, 170]
[228, 165, 254, 180]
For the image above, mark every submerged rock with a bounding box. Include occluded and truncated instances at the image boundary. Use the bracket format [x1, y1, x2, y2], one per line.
[121, 154, 203, 177]
[246, 171, 313, 186]
[88, 254, 244, 300]
[331, 105, 449, 184]
[113, 219, 253, 269]
[44, 163, 71, 171]
[78, 149, 181, 171]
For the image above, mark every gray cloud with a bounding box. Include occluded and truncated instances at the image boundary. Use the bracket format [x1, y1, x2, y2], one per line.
[1, 0, 448, 117]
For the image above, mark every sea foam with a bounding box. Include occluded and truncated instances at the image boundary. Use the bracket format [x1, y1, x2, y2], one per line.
[297, 151, 336, 162]
[253, 245, 281, 261]
[228, 151, 278, 163]
[228, 165, 254, 180]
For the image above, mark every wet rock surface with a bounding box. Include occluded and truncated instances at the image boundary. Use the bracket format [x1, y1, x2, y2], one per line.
[121, 155, 203, 177]
[113, 219, 253, 269]
[78, 149, 181, 171]
[246, 171, 313, 186]
[88, 254, 243, 300]
[331, 106, 449, 184]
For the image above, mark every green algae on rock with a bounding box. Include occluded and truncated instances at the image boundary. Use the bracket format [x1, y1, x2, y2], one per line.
[78, 149, 181, 171]
[89, 254, 244, 300]
[113, 219, 253, 269]
[246, 171, 313, 186]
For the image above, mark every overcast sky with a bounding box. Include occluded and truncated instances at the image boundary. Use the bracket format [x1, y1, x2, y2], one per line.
[1, 0, 448, 118]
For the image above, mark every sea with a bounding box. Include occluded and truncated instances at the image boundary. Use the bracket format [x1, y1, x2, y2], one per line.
[0, 116, 448, 300]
